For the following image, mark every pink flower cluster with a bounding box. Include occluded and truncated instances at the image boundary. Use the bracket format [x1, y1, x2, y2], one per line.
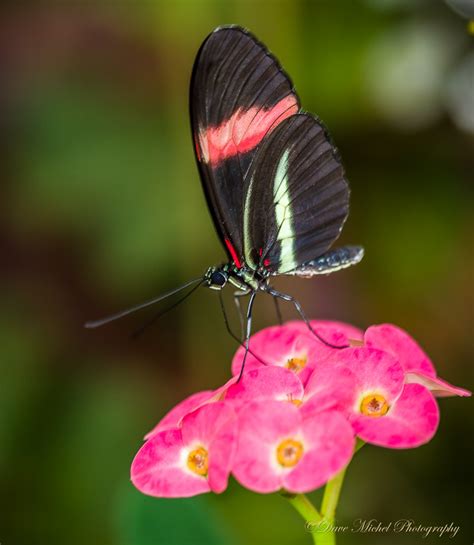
[131, 321, 470, 498]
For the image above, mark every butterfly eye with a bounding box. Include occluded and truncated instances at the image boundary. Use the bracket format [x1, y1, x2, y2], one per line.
[210, 271, 228, 288]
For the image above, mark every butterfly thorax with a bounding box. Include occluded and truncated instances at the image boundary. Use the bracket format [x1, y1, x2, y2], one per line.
[205, 264, 269, 292]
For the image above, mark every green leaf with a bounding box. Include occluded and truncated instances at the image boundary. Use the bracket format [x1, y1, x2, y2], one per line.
[116, 483, 237, 545]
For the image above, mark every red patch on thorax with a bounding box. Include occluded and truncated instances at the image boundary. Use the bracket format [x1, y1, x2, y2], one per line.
[198, 95, 298, 165]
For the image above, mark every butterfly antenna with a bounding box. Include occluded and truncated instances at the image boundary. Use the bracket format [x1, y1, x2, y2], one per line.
[84, 276, 204, 329]
[131, 279, 204, 339]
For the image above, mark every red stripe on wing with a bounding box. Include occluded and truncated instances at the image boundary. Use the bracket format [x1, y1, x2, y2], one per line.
[225, 239, 242, 268]
[198, 95, 298, 165]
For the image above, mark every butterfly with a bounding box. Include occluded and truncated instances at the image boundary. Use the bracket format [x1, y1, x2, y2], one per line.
[86, 26, 364, 368]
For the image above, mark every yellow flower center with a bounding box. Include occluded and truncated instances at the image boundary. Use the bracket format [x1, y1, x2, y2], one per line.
[276, 438, 304, 467]
[187, 446, 209, 476]
[360, 393, 389, 417]
[286, 356, 307, 372]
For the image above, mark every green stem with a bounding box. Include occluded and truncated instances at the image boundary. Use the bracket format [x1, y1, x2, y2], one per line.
[320, 468, 346, 523]
[283, 492, 322, 524]
[283, 440, 365, 545]
[310, 524, 336, 545]
[282, 492, 337, 545]
[321, 439, 365, 522]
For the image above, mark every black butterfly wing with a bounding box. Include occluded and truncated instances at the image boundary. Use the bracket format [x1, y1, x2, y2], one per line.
[243, 113, 350, 273]
[190, 26, 300, 266]
[284, 245, 364, 277]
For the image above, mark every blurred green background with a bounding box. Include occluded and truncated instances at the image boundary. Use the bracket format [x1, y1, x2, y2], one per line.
[0, 1, 472, 544]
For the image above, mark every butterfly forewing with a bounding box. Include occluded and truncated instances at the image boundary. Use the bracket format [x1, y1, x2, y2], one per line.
[243, 114, 350, 274]
[190, 26, 300, 265]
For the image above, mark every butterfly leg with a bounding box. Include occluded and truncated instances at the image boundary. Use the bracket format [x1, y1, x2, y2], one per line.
[218, 291, 245, 346]
[218, 291, 266, 366]
[265, 287, 348, 349]
[237, 290, 257, 381]
[273, 297, 283, 325]
[233, 291, 247, 340]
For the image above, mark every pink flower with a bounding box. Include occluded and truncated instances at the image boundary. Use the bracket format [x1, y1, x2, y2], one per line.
[131, 320, 470, 500]
[365, 324, 471, 397]
[231, 322, 350, 385]
[232, 400, 354, 493]
[326, 347, 440, 448]
[131, 402, 237, 497]
[225, 362, 350, 420]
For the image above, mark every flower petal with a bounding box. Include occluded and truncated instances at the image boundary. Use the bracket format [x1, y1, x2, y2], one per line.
[406, 372, 471, 398]
[365, 324, 436, 377]
[232, 401, 302, 493]
[144, 390, 214, 439]
[181, 401, 236, 450]
[329, 347, 405, 405]
[231, 324, 329, 385]
[225, 366, 304, 409]
[182, 402, 237, 494]
[131, 428, 210, 497]
[351, 383, 439, 448]
[283, 411, 355, 493]
[187, 402, 237, 494]
[303, 361, 357, 416]
[286, 319, 364, 344]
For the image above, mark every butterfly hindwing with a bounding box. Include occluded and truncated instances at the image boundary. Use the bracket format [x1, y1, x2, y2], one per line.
[243, 114, 350, 273]
[284, 245, 364, 277]
[190, 26, 300, 265]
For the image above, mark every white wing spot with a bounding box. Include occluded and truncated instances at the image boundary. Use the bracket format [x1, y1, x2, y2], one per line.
[243, 175, 257, 268]
[274, 149, 297, 271]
